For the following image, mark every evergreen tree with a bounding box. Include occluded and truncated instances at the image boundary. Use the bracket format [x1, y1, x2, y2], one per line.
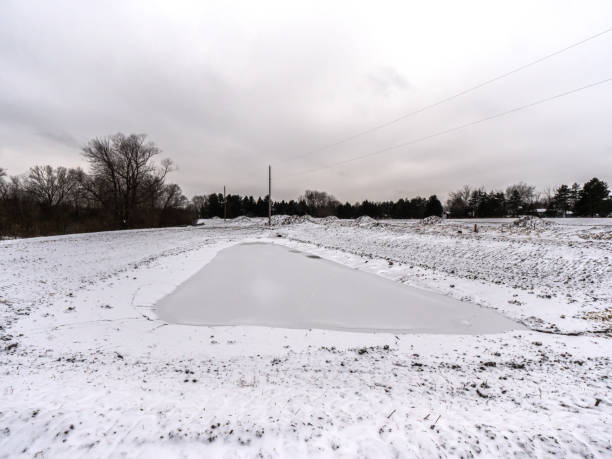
[206, 193, 222, 218]
[468, 189, 485, 217]
[569, 183, 580, 212]
[337, 202, 354, 219]
[409, 197, 427, 219]
[575, 178, 610, 216]
[553, 184, 571, 217]
[506, 189, 523, 217]
[255, 197, 267, 217]
[424, 195, 443, 217]
[479, 192, 506, 217]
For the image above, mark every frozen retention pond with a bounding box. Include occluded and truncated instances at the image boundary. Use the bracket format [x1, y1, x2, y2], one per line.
[157, 243, 524, 334]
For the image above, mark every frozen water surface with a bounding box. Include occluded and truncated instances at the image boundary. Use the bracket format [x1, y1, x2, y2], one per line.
[156, 243, 525, 334]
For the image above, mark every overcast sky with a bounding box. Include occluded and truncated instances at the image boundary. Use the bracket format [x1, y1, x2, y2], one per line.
[1, 1, 611, 202]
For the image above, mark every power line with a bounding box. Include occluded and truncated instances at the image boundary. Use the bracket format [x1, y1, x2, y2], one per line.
[278, 76, 612, 179]
[275, 26, 612, 165]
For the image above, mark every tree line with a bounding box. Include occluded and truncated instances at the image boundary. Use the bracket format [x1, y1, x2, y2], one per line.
[0, 133, 194, 238]
[194, 179, 610, 221]
[445, 178, 611, 218]
[2, 132, 610, 238]
[193, 189, 444, 220]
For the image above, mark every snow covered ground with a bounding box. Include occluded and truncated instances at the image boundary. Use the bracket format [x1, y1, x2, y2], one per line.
[1, 217, 611, 457]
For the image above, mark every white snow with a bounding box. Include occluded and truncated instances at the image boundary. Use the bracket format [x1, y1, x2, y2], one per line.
[1, 218, 610, 457]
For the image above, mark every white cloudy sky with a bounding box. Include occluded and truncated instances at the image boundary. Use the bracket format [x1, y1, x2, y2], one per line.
[1, 0, 611, 201]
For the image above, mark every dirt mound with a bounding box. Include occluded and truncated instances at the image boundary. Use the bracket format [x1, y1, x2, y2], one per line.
[231, 216, 252, 223]
[355, 216, 379, 228]
[321, 216, 340, 224]
[422, 216, 442, 225]
[270, 215, 292, 225]
[271, 215, 317, 225]
[510, 216, 555, 229]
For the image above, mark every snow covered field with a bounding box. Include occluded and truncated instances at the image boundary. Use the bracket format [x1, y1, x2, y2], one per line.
[1, 217, 611, 457]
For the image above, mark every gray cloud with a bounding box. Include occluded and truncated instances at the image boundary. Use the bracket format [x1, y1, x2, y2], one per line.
[368, 67, 411, 97]
[36, 130, 81, 149]
[1, 0, 611, 201]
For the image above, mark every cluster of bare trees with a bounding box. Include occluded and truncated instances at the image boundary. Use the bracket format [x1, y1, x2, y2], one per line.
[300, 190, 340, 217]
[0, 134, 194, 238]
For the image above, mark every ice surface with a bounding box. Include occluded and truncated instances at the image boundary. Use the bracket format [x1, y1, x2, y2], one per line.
[157, 243, 524, 334]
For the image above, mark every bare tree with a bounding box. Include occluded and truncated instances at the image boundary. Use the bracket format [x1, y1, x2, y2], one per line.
[25, 165, 78, 207]
[82, 133, 171, 226]
[0, 168, 7, 200]
[1, 136, 192, 236]
[300, 190, 340, 217]
[191, 195, 207, 208]
[458, 185, 471, 203]
[446, 185, 472, 217]
[301, 190, 338, 208]
[541, 185, 555, 208]
[505, 182, 535, 204]
[158, 183, 186, 211]
[191, 195, 208, 217]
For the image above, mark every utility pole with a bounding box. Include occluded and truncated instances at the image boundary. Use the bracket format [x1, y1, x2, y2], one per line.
[268, 165, 272, 226]
[223, 185, 227, 222]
